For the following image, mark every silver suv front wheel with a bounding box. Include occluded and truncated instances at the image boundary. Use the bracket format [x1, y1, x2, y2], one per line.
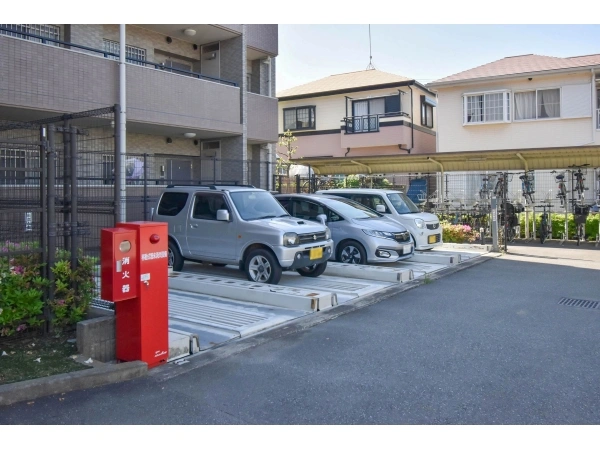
[244, 249, 282, 284]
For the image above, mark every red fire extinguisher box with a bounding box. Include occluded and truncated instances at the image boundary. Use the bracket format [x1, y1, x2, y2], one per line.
[101, 222, 169, 368]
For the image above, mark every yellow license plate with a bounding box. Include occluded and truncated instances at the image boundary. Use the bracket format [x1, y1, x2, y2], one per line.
[428, 235, 438, 244]
[309, 247, 323, 260]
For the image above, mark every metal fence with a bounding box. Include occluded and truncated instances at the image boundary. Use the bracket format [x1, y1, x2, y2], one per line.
[0, 107, 274, 336]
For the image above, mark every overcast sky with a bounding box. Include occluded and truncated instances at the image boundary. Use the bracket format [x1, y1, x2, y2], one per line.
[276, 24, 600, 93]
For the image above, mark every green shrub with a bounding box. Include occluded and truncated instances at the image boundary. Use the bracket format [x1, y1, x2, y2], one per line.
[0, 242, 97, 336]
[50, 251, 97, 332]
[519, 213, 599, 240]
[0, 242, 46, 337]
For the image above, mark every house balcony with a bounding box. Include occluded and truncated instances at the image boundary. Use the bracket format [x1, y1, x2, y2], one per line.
[0, 28, 242, 137]
[340, 114, 411, 149]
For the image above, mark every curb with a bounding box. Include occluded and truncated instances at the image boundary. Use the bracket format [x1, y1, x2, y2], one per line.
[0, 360, 147, 406]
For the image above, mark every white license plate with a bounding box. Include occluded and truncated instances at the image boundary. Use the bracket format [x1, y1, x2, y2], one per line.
[403, 244, 412, 254]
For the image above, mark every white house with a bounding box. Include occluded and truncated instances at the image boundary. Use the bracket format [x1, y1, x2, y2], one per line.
[427, 53, 600, 153]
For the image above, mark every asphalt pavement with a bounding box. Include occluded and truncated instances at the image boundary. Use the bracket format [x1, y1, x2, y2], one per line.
[1, 242, 599, 424]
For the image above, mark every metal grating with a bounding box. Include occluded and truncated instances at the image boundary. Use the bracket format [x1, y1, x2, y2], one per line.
[91, 298, 115, 311]
[558, 297, 599, 310]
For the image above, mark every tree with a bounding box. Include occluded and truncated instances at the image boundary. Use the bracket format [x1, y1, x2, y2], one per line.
[276, 130, 298, 177]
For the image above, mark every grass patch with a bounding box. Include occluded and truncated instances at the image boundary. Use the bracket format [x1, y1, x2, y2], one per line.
[0, 332, 91, 385]
[423, 275, 434, 284]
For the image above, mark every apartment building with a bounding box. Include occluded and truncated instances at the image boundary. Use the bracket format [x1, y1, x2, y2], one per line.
[0, 24, 278, 188]
[277, 69, 438, 160]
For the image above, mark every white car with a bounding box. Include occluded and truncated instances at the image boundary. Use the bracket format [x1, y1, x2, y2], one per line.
[316, 188, 442, 250]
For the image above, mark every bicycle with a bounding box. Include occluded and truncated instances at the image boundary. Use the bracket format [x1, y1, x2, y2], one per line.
[569, 164, 590, 201]
[551, 170, 568, 207]
[573, 201, 590, 246]
[535, 202, 552, 244]
[518, 170, 535, 205]
[493, 172, 510, 200]
[479, 174, 496, 200]
[498, 201, 518, 244]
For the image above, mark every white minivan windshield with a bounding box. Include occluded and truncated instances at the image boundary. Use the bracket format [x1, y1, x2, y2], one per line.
[387, 193, 420, 214]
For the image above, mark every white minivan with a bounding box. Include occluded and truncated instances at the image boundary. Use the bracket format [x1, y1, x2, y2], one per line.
[316, 188, 442, 250]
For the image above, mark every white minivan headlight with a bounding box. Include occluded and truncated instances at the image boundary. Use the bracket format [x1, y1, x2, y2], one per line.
[415, 218, 425, 229]
[325, 227, 331, 240]
[283, 232, 299, 247]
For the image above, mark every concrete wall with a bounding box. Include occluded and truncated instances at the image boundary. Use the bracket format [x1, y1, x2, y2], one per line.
[246, 24, 278, 56]
[0, 35, 242, 134]
[127, 63, 241, 133]
[434, 71, 597, 152]
[247, 93, 278, 142]
[0, 35, 117, 112]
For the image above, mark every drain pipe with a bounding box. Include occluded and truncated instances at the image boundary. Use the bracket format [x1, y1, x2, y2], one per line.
[516, 152, 530, 239]
[427, 157, 443, 205]
[118, 24, 127, 222]
[407, 83, 414, 153]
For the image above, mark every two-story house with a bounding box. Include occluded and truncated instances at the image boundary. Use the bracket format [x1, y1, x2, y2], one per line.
[277, 69, 438, 160]
[0, 24, 278, 188]
[428, 53, 600, 153]
[426, 53, 600, 209]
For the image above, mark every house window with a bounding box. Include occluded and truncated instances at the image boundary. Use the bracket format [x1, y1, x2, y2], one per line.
[283, 106, 316, 131]
[0, 24, 60, 46]
[463, 91, 510, 124]
[103, 39, 146, 66]
[514, 88, 560, 121]
[421, 96, 434, 128]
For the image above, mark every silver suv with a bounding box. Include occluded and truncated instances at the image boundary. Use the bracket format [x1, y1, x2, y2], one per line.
[152, 185, 334, 285]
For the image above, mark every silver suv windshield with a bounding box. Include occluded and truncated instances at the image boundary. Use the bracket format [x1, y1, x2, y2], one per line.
[387, 193, 420, 214]
[230, 191, 290, 221]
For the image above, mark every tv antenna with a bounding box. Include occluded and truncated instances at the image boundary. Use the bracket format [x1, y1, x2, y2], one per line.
[366, 24, 376, 70]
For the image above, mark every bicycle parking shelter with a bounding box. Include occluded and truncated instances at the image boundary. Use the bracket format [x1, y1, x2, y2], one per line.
[295, 145, 600, 249]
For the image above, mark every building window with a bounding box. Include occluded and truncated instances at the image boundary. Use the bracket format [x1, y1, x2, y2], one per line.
[421, 96, 434, 128]
[0, 24, 60, 46]
[0, 149, 39, 185]
[463, 91, 510, 124]
[283, 106, 316, 131]
[103, 39, 146, 66]
[514, 88, 560, 121]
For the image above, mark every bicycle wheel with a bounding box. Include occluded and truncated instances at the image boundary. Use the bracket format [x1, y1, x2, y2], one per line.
[576, 224, 583, 246]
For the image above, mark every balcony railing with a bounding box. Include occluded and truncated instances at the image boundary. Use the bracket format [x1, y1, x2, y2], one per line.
[0, 26, 238, 87]
[343, 112, 407, 134]
[343, 114, 380, 133]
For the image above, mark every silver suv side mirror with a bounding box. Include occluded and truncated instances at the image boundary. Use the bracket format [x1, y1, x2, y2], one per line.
[216, 209, 230, 221]
[316, 214, 327, 225]
[376, 204, 386, 213]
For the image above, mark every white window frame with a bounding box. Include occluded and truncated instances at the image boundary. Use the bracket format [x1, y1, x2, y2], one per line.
[513, 87, 562, 122]
[0, 24, 60, 46]
[103, 39, 146, 66]
[462, 90, 511, 125]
